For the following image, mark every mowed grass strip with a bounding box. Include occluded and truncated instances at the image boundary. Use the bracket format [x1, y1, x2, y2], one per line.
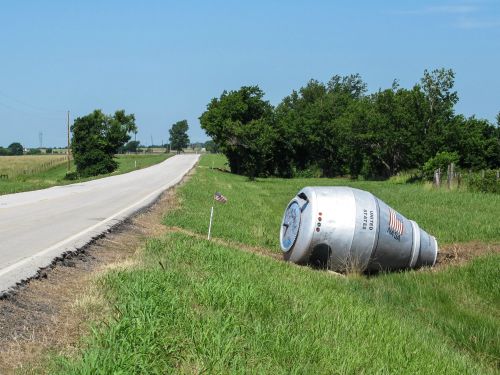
[0, 154, 171, 195]
[166, 154, 500, 246]
[52, 233, 496, 374]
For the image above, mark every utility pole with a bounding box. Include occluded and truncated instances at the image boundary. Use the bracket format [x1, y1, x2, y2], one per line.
[134, 131, 137, 154]
[67, 110, 70, 172]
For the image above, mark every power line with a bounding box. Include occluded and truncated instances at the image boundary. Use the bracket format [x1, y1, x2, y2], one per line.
[0, 99, 64, 120]
[0, 88, 66, 114]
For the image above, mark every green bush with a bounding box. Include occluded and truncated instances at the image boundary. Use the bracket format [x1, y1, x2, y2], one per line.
[27, 148, 42, 155]
[467, 170, 500, 194]
[422, 151, 459, 180]
[293, 164, 322, 178]
[64, 171, 79, 181]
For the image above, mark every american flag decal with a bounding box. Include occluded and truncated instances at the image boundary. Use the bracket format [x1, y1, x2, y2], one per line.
[389, 209, 404, 236]
[214, 192, 227, 203]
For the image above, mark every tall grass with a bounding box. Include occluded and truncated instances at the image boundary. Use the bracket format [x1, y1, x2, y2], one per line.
[0, 155, 67, 178]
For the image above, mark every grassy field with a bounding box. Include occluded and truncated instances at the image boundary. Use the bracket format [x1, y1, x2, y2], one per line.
[0, 155, 67, 178]
[166, 155, 500, 246]
[49, 154, 499, 374]
[0, 154, 171, 196]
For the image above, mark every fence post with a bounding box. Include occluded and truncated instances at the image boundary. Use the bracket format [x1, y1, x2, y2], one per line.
[434, 168, 441, 188]
[446, 163, 453, 190]
[497, 170, 499, 181]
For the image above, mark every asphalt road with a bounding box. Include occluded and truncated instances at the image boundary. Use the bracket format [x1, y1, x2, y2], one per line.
[0, 154, 199, 294]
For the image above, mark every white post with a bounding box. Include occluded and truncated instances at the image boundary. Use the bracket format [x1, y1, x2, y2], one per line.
[207, 206, 214, 240]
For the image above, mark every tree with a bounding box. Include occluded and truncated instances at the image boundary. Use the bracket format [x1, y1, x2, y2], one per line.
[122, 140, 140, 153]
[419, 68, 459, 159]
[71, 109, 137, 177]
[0, 147, 10, 156]
[204, 140, 219, 153]
[169, 120, 190, 153]
[8, 142, 23, 155]
[27, 148, 42, 155]
[200, 86, 277, 178]
[199, 70, 498, 181]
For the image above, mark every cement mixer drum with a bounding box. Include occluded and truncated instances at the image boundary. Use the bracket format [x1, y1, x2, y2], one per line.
[280, 187, 438, 273]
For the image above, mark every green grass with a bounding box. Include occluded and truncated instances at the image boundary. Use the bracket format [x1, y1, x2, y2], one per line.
[0, 154, 171, 196]
[52, 234, 498, 374]
[167, 154, 500, 246]
[50, 154, 499, 374]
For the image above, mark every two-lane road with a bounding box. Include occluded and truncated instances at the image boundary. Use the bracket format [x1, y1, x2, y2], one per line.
[0, 154, 199, 293]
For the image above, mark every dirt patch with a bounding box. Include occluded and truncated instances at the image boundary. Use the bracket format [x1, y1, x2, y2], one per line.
[166, 226, 282, 261]
[434, 241, 500, 268]
[0, 175, 186, 374]
[166, 227, 499, 274]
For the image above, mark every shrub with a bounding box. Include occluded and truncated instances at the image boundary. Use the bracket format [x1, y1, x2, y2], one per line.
[64, 171, 79, 181]
[422, 151, 459, 180]
[467, 170, 500, 194]
[27, 148, 41, 155]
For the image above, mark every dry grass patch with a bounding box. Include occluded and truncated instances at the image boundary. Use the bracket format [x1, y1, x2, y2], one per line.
[0, 155, 67, 178]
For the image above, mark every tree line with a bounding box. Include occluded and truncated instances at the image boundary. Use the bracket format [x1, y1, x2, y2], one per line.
[1, 111, 193, 179]
[200, 68, 500, 180]
[0, 142, 24, 156]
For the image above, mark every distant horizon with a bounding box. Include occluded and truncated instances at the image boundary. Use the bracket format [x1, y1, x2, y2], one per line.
[1, 1, 499, 148]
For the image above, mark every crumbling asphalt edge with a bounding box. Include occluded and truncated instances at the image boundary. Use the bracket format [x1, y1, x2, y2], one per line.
[0, 159, 198, 300]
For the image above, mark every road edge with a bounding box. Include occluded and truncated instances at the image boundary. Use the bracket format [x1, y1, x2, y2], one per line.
[0, 155, 200, 298]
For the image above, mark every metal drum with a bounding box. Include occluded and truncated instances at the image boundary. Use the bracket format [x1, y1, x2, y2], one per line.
[280, 187, 438, 272]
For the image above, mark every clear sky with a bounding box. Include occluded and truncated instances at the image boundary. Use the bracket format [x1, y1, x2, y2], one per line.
[1, 0, 499, 148]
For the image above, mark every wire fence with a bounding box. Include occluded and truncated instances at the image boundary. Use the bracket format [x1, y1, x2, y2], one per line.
[0, 156, 68, 179]
[433, 163, 500, 193]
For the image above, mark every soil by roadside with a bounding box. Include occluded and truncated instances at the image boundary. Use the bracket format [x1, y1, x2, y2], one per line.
[0, 177, 182, 374]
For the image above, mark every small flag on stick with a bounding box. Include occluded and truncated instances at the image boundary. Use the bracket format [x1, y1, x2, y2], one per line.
[214, 191, 227, 203]
[208, 192, 227, 240]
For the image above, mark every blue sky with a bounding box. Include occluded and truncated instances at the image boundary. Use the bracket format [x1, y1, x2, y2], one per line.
[1, 0, 499, 147]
